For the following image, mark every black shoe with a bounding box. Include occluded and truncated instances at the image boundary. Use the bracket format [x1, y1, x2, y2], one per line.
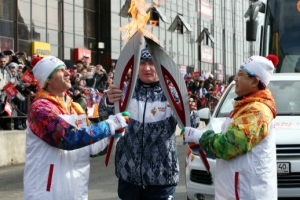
[15, 125, 25, 130]
[22, 123, 27, 129]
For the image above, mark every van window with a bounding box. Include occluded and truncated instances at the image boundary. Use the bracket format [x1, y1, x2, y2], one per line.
[217, 85, 236, 117]
[268, 81, 300, 115]
[216, 80, 300, 117]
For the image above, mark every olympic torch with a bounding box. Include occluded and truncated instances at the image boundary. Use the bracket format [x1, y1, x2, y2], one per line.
[105, 30, 143, 166]
[144, 36, 210, 173]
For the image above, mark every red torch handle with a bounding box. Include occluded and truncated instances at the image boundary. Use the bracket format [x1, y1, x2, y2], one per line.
[189, 142, 210, 173]
[105, 137, 114, 166]
[199, 149, 210, 173]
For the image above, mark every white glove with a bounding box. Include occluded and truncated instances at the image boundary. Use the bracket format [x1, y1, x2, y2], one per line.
[184, 127, 204, 144]
[105, 113, 127, 137]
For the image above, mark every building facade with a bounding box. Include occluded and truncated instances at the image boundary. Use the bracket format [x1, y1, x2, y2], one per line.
[0, 0, 259, 80]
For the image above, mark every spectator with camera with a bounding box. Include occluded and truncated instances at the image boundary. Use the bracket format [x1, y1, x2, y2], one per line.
[86, 65, 95, 87]
[71, 85, 87, 111]
[92, 64, 107, 93]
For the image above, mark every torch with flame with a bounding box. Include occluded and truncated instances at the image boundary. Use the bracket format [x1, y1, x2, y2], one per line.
[106, 0, 210, 173]
[105, 0, 163, 166]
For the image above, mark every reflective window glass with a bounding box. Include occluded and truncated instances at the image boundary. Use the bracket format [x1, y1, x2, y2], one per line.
[75, 6, 84, 35]
[18, 39, 31, 55]
[85, 10, 95, 38]
[0, 0, 16, 20]
[64, 47, 71, 60]
[64, 32, 74, 47]
[75, 35, 85, 48]
[85, 0, 96, 11]
[111, 39, 121, 55]
[0, 20, 14, 37]
[18, 23, 31, 40]
[64, 0, 73, 4]
[111, 14, 120, 33]
[48, 29, 60, 45]
[18, 0, 30, 24]
[112, 52, 120, 60]
[75, 0, 84, 7]
[50, 44, 59, 57]
[32, 26, 46, 42]
[48, 0, 60, 30]
[111, 0, 121, 12]
[32, 0, 46, 27]
[64, 3, 74, 33]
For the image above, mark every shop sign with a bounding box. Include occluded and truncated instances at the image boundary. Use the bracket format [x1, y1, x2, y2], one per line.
[179, 64, 187, 74]
[218, 63, 223, 71]
[201, 45, 213, 63]
[32, 41, 51, 57]
[199, 0, 213, 20]
[218, 73, 223, 81]
[74, 48, 91, 62]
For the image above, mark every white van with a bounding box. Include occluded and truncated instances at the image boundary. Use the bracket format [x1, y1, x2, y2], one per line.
[186, 73, 300, 200]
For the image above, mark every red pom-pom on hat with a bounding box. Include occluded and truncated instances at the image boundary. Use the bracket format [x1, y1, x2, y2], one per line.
[31, 57, 42, 67]
[266, 54, 279, 67]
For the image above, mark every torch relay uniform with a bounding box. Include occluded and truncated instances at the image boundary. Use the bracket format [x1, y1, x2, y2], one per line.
[24, 56, 127, 200]
[99, 79, 200, 199]
[202, 90, 277, 199]
[183, 55, 278, 200]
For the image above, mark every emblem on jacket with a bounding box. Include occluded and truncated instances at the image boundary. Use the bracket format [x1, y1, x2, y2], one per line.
[151, 107, 157, 116]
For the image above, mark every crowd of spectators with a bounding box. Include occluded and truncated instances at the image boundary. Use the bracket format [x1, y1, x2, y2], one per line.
[0, 49, 234, 130]
[185, 74, 234, 113]
[0, 50, 115, 130]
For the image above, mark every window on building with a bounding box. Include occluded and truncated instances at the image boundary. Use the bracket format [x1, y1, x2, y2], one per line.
[147, 6, 168, 27]
[168, 14, 191, 34]
[196, 28, 216, 45]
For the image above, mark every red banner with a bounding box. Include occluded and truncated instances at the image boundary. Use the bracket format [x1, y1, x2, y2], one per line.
[21, 71, 41, 89]
[3, 82, 18, 98]
[4, 100, 12, 116]
[21, 71, 35, 84]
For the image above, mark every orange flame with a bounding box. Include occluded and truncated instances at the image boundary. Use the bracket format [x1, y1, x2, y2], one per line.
[120, 0, 164, 44]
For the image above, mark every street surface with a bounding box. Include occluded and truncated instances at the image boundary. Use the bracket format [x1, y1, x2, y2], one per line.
[0, 136, 188, 200]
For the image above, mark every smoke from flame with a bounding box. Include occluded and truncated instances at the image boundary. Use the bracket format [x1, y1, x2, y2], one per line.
[120, 0, 164, 44]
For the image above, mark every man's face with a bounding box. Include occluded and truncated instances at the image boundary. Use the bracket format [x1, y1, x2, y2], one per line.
[17, 67, 23, 73]
[0, 57, 7, 68]
[77, 64, 83, 71]
[138, 61, 159, 83]
[234, 69, 258, 96]
[81, 68, 88, 78]
[47, 66, 71, 91]
[83, 57, 90, 66]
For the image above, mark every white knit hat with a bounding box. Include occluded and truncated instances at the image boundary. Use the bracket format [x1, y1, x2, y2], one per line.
[33, 56, 66, 88]
[240, 55, 278, 87]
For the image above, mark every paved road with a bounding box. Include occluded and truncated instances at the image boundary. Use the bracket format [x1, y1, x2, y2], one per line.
[0, 136, 188, 200]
